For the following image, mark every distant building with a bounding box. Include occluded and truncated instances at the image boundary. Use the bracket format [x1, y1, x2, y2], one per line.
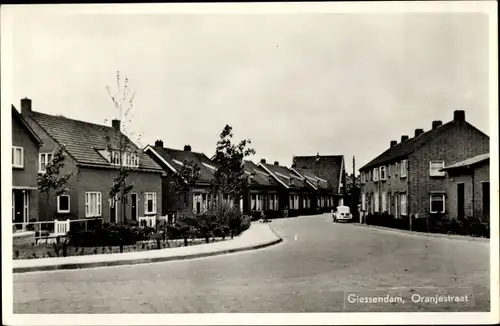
[12, 105, 42, 229]
[359, 110, 489, 219]
[292, 154, 346, 207]
[21, 98, 163, 224]
[441, 153, 490, 221]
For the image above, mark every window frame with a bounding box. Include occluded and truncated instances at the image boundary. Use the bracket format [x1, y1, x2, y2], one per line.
[400, 160, 407, 178]
[429, 160, 446, 177]
[400, 193, 408, 216]
[429, 193, 445, 214]
[144, 192, 157, 215]
[373, 167, 379, 182]
[85, 192, 102, 217]
[57, 195, 71, 213]
[380, 166, 387, 180]
[39, 152, 54, 173]
[12, 146, 24, 168]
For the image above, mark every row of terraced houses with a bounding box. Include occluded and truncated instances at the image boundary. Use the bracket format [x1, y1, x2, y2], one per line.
[359, 110, 490, 222]
[12, 98, 346, 234]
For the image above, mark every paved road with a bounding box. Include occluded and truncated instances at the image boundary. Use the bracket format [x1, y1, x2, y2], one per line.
[14, 214, 490, 313]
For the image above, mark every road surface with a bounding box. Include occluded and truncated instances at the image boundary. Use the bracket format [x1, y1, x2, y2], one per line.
[14, 214, 490, 313]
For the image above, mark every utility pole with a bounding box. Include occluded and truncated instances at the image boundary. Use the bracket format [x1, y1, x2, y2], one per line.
[352, 156, 356, 222]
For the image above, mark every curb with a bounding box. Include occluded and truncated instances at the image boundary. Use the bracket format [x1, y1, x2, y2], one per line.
[353, 223, 490, 243]
[13, 233, 283, 274]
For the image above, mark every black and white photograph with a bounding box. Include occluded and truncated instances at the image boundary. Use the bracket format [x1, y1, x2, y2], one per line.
[1, 2, 498, 325]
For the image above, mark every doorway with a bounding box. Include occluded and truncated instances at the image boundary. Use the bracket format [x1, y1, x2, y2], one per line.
[130, 193, 138, 221]
[13, 190, 28, 224]
[457, 183, 465, 219]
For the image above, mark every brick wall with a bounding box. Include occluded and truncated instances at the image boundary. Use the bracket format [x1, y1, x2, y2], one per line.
[409, 121, 489, 218]
[76, 167, 162, 223]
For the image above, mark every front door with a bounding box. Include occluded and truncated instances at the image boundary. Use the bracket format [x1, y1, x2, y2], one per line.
[457, 183, 465, 219]
[13, 190, 26, 224]
[395, 193, 399, 218]
[130, 193, 138, 221]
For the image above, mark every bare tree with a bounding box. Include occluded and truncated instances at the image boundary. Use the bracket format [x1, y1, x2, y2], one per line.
[105, 70, 142, 224]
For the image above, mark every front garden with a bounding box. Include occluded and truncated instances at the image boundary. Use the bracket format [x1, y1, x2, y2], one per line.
[13, 204, 252, 260]
[364, 212, 490, 238]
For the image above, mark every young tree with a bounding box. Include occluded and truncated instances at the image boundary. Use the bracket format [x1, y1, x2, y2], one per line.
[37, 145, 73, 220]
[212, 124, 256, 212]
[105, 71, 142, 224]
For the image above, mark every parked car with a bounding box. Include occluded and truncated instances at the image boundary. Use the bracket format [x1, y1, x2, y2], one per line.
[333, 206, 352, 222]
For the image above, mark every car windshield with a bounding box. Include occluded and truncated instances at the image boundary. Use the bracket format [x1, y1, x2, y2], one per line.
[336, 206, 350, 213]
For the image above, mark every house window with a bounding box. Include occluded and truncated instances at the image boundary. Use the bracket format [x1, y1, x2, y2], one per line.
[12, 146, 24, 168]
[251, 194, 256, 211]
[430, 194, 445, 213]
[360, 172, 365, 183]
[400, 193, 408, 216]
[368, 170, 372, 181]
[85, 192, 102, 217]
[429, 161, 445, 177]
[373, 168, 379, 182]
[57, 195, 70, 213]
[39, 152, 54, 172]
[400, 160, 407, 178]
[110, 150, 139, 167]
[482, 182, 490, 217]
[144, 192, 157, 215]
[374, 191, 379, 212]
[361, 193, 366, 211]
[395, 162, 399, 176]
[380, 166, 387, 180]
[387, 164, 391, 177]
[382, 192, 387, 212]
[387, 193, 391, 214]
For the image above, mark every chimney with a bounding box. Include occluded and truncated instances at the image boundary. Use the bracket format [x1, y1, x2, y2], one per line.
[401, 135, 409, 142]
[154, 140, 163, 147]
[390, 140, 397, 148]
[260, 158, 266, 164]
[20, 98, 32, 116]
[183, 145, 191, 151]
[432, 120, 442, 129]
[454, 110, 465, 122]
[274, 161, 279, 166]
[112, 119, 121, 131]
[414, 129, 424, 137]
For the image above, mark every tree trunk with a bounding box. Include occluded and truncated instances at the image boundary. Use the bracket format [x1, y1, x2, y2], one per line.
[184, 237, 188, 247]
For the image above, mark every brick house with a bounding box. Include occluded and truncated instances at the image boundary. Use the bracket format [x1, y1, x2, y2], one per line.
[258, 160, 333, 215]
[12, 106, 42, 229]
[359, 110, 489, 220]
[292, 154, 346, 208]
[290, 166, 336, 212]
[240, 160, 283, 217]
[144, 141, 217, 219]
[441, 153, 490, 221]
[20, 98, 163, 224]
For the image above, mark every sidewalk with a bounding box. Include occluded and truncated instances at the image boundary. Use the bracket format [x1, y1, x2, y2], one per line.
[13, 223, 282, 273]
[353, 222, 490, 243]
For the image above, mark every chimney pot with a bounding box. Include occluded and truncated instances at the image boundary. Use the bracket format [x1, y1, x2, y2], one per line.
[401, 135, 409, 142]
[453, 110, 465, 122]
[274, 161, 279, 166]
[20, 98, 32, 116]
[414, 128, 424, 137]
[111, 119, 121, 131]
[260, 158, 266, 164]
[432, 120, 442, 129]
[183, 145, 191, 151]
[154, 140, 164, 147]
[390, 140, 397, 148]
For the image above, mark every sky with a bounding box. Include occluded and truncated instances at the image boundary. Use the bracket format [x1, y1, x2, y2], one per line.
[3, 6, 492, 175]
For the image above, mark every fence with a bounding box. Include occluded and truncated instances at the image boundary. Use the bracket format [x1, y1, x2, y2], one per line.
[12, 218, 104, 240]
[138, 216, 156, 228]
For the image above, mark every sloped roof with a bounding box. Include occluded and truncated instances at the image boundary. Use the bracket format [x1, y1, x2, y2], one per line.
[28, 111, 161, 171]
[12, 106, 42, 145]
[442, 153, 489, 171]
[293, 155, 344, 194]
[147, 146, 216, 183]
[360, 122, 455, 171]
[293, 167, 332, 190]
[243, 160, 280, 187]
[259, 162, 306, 190]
